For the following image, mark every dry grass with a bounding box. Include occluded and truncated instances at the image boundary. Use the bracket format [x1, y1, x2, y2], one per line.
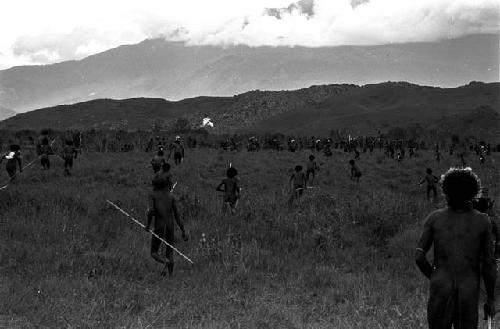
[0, 148, 498, 328]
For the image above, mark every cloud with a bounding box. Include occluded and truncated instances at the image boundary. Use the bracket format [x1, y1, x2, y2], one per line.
[0, 0, 498, 69]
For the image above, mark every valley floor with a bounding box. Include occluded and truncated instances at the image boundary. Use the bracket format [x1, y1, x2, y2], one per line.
[0, 148, 498, 328]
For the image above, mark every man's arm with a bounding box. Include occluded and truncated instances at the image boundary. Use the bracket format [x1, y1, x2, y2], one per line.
[415, 214, 435, 279]
[481, 219, 496, 304]
[145, 194, 155, 231]
[16, 155, 22, 171]
[216, 181, 225, 192]
[172, 198, 187, 240]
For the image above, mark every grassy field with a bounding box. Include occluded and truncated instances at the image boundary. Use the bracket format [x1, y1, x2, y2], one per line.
[0, 147, 498, 328]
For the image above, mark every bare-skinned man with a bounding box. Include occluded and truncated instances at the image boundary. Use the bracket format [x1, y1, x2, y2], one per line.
[415, 167, 496, 329]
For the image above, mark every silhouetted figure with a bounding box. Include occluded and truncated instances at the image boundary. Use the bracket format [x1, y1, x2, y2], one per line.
[415, 168, 496, 329]
[145, 178, 187, 277]
[0, 144, 22, 180]
[216, 167, 241, 214]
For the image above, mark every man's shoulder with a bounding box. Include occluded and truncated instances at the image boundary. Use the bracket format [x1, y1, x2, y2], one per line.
[424, 208, 448, 224]
[470, 209, 491, 226]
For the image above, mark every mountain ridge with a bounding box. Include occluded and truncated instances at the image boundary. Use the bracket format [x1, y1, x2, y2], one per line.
[0, 34, 498, 113]
[1, 81, 498, 140]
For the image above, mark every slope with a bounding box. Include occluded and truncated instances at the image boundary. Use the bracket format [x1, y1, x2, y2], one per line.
[0, 82, 498, 139]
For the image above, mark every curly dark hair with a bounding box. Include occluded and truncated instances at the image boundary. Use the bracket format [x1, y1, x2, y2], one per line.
[441, 167, 480, 209]
[227, 167, 238, 178]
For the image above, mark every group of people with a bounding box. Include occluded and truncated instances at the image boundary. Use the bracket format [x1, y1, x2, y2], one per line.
[145, 138, 499, 328]
[0, 131, 79, 183]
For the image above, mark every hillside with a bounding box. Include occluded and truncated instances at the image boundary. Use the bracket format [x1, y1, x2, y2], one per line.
[1, 82, 498, 139]
[0, 34, 498, 112]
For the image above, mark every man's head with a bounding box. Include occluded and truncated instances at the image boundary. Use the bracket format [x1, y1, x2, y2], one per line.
[441, 167, 480, 209]
[157, 150, 164, 156]
[66, 140, 73, 146]
[9, 144, 20, 152]
[227, 167, 238, 178]
[309, 155, 315, 161]
[426, 168, 432, 174]
[349, 160, 355, 166]
[295, 165, 303, 172]
[152, 177, 168, 190]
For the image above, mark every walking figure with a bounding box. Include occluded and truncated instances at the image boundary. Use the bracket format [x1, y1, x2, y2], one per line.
[145, 178, 188, 277]
[216, 167, 241, 214]
[415, 168, 496, 329]
[0, 145, 22, 180]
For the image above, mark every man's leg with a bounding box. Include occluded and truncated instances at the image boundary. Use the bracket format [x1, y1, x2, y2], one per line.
[150, 230, 166, 264]
[161, 230, 175, 277]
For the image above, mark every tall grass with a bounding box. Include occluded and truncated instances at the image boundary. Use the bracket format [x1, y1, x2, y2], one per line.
[0, 148, 498, 328]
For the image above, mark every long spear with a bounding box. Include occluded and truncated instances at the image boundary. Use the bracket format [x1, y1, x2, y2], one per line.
[106, 200, 193, 264]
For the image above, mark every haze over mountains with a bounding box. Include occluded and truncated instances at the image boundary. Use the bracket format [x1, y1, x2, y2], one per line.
[0, 34, 498, 113]
[2, 81, 498, 140]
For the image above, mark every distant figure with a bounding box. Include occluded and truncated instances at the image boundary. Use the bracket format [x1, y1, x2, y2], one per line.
[61, 140, 77, 176]
[146, 138, 153, 152]
[151, 150, 166, 174]
[473, 188, 499, 258]
[38, 138, 52, 170]
[306, 155, 319, 186]
[0, 144, 22, 180]
[460, 153, 467, 167]
[479, 154, 485, 165]
[349, 160, 362, 183]
[354, 148, 360, 160]
[419, 168, 439, 201]
[145, 177, 187, 277]
[435, 150, 441, 163]
[288, 165, 306, 206]
[216, 167, 241, 214]
[153, 162, 173, 191]
[323, 144, 333, 157]
[169, 136, 185, 166]
[415, 168, 496, 329]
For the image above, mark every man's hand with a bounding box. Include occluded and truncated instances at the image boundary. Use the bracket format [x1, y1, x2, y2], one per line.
[182, 232, 188, 241]
[484, 298, 496, 319]
[144, 225, 150, 232]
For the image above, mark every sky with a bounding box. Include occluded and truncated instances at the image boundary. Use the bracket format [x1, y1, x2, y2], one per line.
[0, 0, 499, 70]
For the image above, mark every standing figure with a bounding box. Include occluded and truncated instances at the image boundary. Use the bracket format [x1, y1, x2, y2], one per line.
[38, 138, 52, 170]
[349, 160, 362, 183]
[151, 150, 166, 174]
[169, 136, 185, 166]
[415, 168, 496, 329]
[0, 145, 22, 180]
[145, 178, 188, 277]
[153, 162, 173, 191]
[419, 168, 439, 201]
[306, 155, 319, 186]
[288, 165, 307, 206]
[435, 150, 441, 163]
[61, 140, 77, 176]
[216, 167, 241, 214]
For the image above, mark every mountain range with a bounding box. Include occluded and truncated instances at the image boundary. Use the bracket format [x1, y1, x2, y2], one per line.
[1, 81, 498, 140]
[0, 34, 498, 113]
